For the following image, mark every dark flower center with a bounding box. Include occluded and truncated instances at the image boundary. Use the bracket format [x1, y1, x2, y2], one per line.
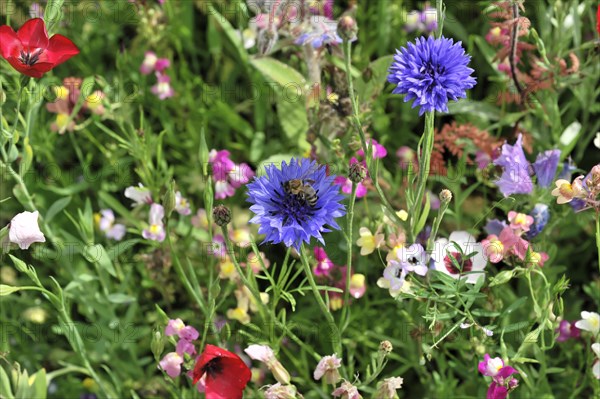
[19, 49, 43, 66]
[407, 256, 419, 265]
[443, 251, 472, 274]
[202, 357, 223, 379]
[272, 186, 320, 226]
[421, 62, 446, 90]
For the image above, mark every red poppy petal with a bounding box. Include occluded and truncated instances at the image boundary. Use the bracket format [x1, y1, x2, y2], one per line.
[46, 34, 79, 65]
[16, 18, 49, 49]
[3, 57, 51, 78]
[205, 358, 251, 399]
[0, 25, 21, 59]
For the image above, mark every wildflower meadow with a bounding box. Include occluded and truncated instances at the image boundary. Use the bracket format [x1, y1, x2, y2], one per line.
[2, 0, 600, 398]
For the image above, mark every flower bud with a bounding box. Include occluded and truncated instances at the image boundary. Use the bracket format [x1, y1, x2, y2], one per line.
[337, 16, 358, 42]
[151, 330, 165, 361]
[439, 189, 452, 204]
[213, 205, 232, 227]
[379, 340, 393, 355]
[162, 180, 177, 217]
[349, 162, 367, 184]
[270, 359, 291, 385]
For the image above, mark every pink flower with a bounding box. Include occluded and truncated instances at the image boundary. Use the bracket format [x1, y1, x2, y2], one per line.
[478, 354, 505, 377]
[313, 354, 342, 384]
[314, 247, 335, 276]
[140, 51, 170, 74]
[396, 146, 415, 169]
[8, 211, 46, 250]
[98, 209, 126, 241]
[507, 211, 534, 233]
[244, 344, 291, 385]
[332, 380, 362, 399]
[357, 138, 387, 159]
[158, 352, 183, 378]
[334, 176, 368, 198]
[142, 204, 166, 242]
[555, 320, 581, 342]
[174, 191, 192, 215]
[176, 339, 197, 356]
[209, 149, 254, 199]
[151, 72, 174, 100]
[214, 180, 236, 199]
[479, 354, 519, 399]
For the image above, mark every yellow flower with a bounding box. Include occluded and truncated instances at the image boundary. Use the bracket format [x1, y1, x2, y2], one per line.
[356, 227, 384, 255]
[219, 258, 237, 280]
[54, 85, 69, 101]
[226, 307, 250, 324]
[329, 296, 343, 311]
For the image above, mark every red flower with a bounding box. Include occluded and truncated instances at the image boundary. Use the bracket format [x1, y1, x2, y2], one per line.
[192, 344, 251, 399]
[0, 18, 79, 78]
[597, 6, 600, 35]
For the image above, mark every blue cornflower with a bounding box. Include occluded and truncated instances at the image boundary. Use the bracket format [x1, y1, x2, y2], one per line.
[387, 36, 476, 115]
[246, 158, 346, 251]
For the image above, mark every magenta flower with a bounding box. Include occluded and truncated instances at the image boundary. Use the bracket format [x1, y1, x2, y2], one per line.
[159, 352, 184, 378]
[142, 204, 166, 242]
[209, 149, 254, 199]
[493, 134, 533, 197]
[357, 139, 387, 159]
[151, 72, 174, 100]
[140, 51, 170, 75]
[555, 320, 581, 342]
[334, 158, 368, 198]
[314, 247, 335, 276]
[479, 354, 519, 399]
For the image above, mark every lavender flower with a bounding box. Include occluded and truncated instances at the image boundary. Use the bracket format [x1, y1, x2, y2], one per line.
[533, 149, 560, 187]
[493, 134, 533, 196]
[387, 36, 476, 115]
[246, 158, 345, 251]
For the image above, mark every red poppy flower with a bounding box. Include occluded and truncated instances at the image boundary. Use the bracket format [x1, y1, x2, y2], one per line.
[0, 18, 79, 78]
[192, 344, 251, 399]
[597, 5, 600, 35]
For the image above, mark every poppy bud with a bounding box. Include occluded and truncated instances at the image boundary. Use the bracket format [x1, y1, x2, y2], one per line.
[213, 205, 232, 227]
[337, 16, 358, 42]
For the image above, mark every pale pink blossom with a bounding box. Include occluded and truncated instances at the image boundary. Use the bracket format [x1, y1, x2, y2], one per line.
[8, 211, 46, 250]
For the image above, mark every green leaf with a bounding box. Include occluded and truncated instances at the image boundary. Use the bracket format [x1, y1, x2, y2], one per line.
[44, 196, 72, 224]
[250, 58, 307, 96]
[501, 296, 528, 316]
[29, 368, 47, 399]
[0, 285, 22, 296]
[98, 191, 143, 229]
[106, 293, 136, 304]
[83, 244, 117, 277]
[207, 3, 248, 63]
[276, 94, 308, 143]
[0, 364, 14, 399]
[501, 321, 530, 334]
[355, 55, 394, 102]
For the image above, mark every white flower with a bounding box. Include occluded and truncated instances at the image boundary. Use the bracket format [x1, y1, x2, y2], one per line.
[432, 231, 486, 284]
[8, 211, 46, 249]
[376, 376, 404, 398]
[313, 354, 342, 384]
[594, 132, 600, 149]
[575, 311, 600, 336]
[592, 343, 600, 380]
[124, 183, 153, 206]
[244, 344, 274, 362]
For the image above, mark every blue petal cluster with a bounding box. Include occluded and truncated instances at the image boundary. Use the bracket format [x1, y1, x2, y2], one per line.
[525, 203, 550, 239]
[246, 158, 346, 251]
[533, 149, 561, 187]
[493, 134, 534, 197]
[387, 36, 476, 115]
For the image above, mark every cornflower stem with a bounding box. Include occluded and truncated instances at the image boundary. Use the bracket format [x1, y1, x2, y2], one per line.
[342, 39, 405, 228]
[220, 225, 268, 322]
[299, 244, 341, 355]
[427, 198, 449, 252]
[410, 111, 435, 243]
[340, 182, 358, 332]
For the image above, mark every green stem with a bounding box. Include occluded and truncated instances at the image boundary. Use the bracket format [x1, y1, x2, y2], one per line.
[410, 111, 435, 242]
[427, 199, 449, 252]
[220, 225, 268, 322]
[342, 39, 405, 227]
[299, 245, 341, 354]
[340, 182, 357, 332]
